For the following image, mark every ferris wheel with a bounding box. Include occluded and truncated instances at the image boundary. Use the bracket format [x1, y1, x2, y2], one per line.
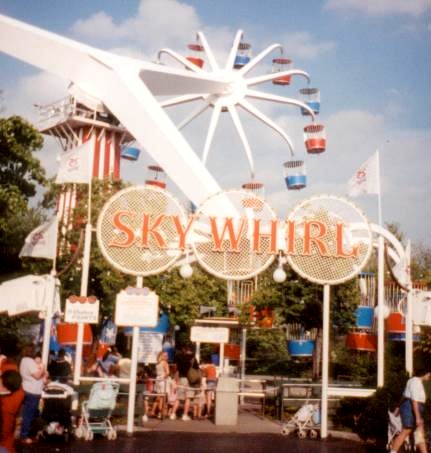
[156, 30, 326, 192]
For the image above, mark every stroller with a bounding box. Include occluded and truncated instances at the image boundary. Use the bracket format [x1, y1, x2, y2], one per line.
[387, 410, 413, 452]
[281, 402, 321, 439]
[40, 381, 75, 442]
[75, 381, 120, 441]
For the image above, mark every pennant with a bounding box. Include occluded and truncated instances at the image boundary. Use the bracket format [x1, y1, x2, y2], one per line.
[19, 217, 58, 260]
[55, 140, 92, 184]
[392, 241, 411, 287]
[347, 151, 380, 197]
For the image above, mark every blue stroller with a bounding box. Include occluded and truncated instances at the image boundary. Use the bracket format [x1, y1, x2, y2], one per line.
[75, 381, 120, 441]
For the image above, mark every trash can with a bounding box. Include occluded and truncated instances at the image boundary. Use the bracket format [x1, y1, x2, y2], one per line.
[215, 377, 239, 425]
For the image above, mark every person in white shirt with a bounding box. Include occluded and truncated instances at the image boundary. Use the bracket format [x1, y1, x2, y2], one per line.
[19, 344, 48, 445]
[390, 365, 431, 453]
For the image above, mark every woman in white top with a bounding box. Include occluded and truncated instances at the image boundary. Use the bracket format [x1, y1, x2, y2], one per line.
[150, 351, 169, 419]
[19, 344, 48, 445]
[390, 366, 431, 453]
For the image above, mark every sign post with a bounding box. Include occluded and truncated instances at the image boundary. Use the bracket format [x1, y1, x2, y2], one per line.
[115, 285, 159, 434]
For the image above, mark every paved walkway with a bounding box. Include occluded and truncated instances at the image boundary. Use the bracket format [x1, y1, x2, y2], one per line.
[119, 406, 362, 441]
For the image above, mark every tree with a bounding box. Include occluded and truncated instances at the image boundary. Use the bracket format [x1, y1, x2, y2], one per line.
[0, 116, 47, 274]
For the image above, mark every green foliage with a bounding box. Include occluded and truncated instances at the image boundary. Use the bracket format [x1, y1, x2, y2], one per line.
[331, 341, 377, 384]
[245, 328, 292, 375]
[144, 266, 227, 346]
[412, 242, 431, 286]
[332, 279, 360, 334]
[0, 116, 47, 274]
[251, 262, 323, 329]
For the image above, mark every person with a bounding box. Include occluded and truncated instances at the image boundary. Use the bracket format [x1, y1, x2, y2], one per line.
[95, 346, 121, 377]
[19, 344, 48, 445]
[47, 349, 72, 383]
[201, 359, 217, 418]
[150, 351, 169, 419]
[173, 345, 194, 421]
[188, 357, 203, 420]
[0, 370, 24, 452]
[166, 366, 179, 420]
[118, 356, 132, 379]
[390, 366, 431, 453]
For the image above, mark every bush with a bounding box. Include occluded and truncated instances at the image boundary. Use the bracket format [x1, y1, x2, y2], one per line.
[334, 369, 408, 447]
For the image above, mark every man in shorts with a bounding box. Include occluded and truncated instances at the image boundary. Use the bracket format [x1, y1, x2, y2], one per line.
[390, 365, 431, 453]
[174, 345, 194, 421]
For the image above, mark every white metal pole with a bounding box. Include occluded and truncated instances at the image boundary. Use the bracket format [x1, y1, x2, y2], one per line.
[405, 241, 413, 375]
[377, 233, 385, 387]
[376, 149, 385, 387]
[219, 343, 225, 375]
[196, 342, 201, 362]
[41, 273, 56, 367]
[73, 137, 95, 386]
[240, 328, 246, 381]
[127, 276, 142, 434]
[321, 284, 330, 439]
[73, 222, 92, 385]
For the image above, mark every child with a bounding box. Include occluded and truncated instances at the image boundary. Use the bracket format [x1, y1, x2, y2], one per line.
[166, 369, 179, 420]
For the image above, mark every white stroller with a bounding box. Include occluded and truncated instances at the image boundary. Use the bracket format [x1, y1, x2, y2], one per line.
[75, 381, 120, 441]
[281, 402, 321, 439]
[387, 410, 413, 452]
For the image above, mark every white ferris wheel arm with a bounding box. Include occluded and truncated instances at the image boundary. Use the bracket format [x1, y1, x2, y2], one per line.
[202, 104, 222, 165]
[177, 103, 210, 130]
[159, 94, 206, 108]
[197, 31, 220, 71]
[227, 106, 255, 177]
[247, 69, 311, 87]
[0, 13, 230, 206]
[238, 99, 295, 156]
[225, 29, 244, 70]
[238, 43, 283, 77]
[156, 48, 205, 73]
[246, 89, 316, 120]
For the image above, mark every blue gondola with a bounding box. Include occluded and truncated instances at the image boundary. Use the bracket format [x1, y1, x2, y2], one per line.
[283, 160, 307, 190]
[299, 88, 320, 115]
[121, 146, 140, 161]
[234, 42, 251, 69]
[288, 339, 315, 357]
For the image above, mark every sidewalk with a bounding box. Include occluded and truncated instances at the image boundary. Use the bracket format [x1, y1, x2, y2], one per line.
[118, 406, 362, 441]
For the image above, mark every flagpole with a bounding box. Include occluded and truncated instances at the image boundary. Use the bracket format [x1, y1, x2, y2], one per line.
[73, 137, 94, 385]
[405, 240, 413, 375]
[376, 149, 385, 387]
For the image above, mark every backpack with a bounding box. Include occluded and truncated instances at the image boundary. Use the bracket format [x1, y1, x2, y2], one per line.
[187, 367, 201, 386]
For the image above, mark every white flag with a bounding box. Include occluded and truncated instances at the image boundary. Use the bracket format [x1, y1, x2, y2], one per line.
[347, 151, 380, 197]
[55, 141, 92, 184]
[392, 241, 411, 288]
[19, 217, 58, 260]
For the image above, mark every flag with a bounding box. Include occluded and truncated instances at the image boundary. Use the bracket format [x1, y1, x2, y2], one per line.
[19, 216, 58, 260]
[347, 151, 380, 197]
[55, 140, 92, 184]
[392, 241, 411, 288]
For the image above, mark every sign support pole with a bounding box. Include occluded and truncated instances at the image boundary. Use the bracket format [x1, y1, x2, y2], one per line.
[320, 284, 330, 439]
[126, 275, 142, 434]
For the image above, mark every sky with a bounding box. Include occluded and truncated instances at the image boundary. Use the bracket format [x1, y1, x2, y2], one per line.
[0, 0, 430, 248]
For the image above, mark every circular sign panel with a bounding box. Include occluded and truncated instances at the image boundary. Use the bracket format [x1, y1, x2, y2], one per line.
[191, 189, 276, 280]
[286, 195, 372, 285]
[96, 186, 186, 276]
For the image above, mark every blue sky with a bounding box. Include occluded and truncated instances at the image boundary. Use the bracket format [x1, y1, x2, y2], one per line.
[0, 0, 430, 248]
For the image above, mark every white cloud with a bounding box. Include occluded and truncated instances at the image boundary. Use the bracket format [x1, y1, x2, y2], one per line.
[72, 11, 125, 42]
[71, 0, 202, 54]
[324, 0, 431, 17]
[4, 71, 68, 123]
[279, 32, 335, 60]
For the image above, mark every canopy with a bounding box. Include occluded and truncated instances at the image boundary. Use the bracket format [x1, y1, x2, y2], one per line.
[0, 274, 60, 316]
